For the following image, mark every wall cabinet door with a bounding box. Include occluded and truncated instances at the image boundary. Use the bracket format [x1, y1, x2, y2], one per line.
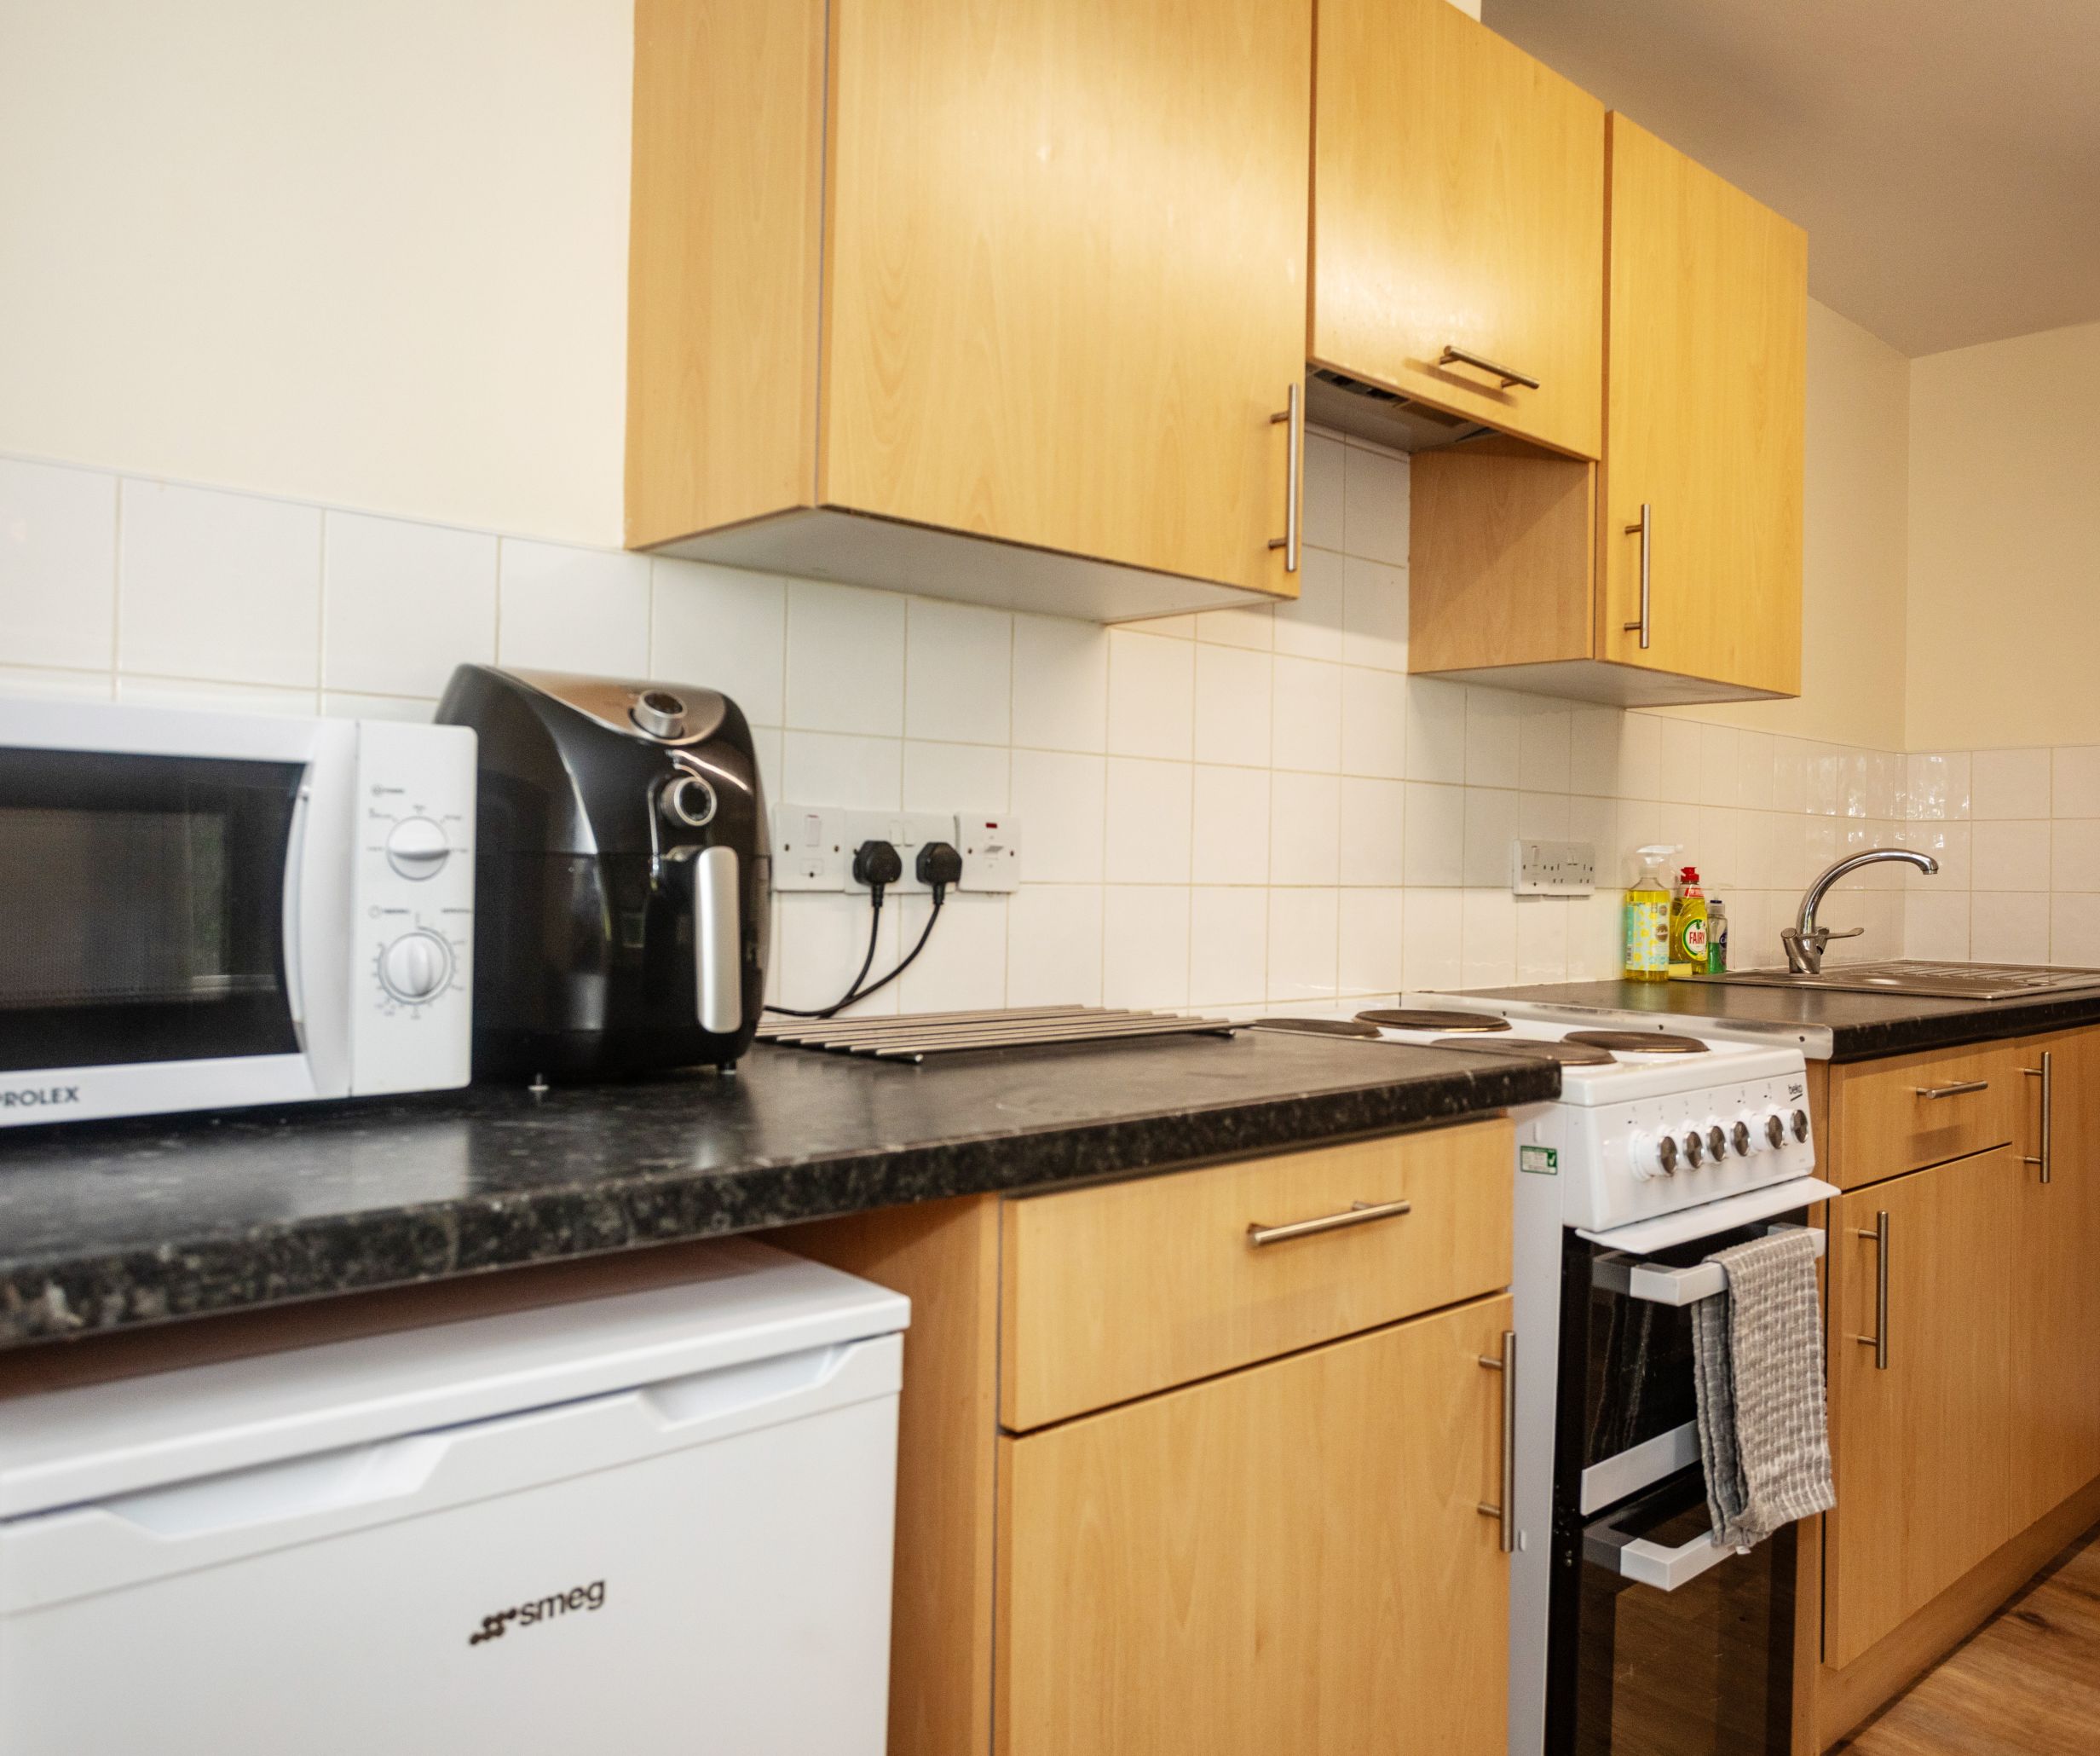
[631, 0, 1313, 617]
[2009, 1030, 2100, 1530]
[1311, 0, 1603, 459]
[996, 1295, 1512, 1756]
[1824, 1148, 2017, 1669]
[1599, 113, 1806, 696]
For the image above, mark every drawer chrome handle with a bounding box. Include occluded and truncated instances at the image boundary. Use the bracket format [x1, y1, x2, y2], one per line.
[1854, 1211, 1889, 1371]
[1912, 1079, 1989, 1100]
[2023, 1054, 2054, 1184]
[1245, 1197, 1411, 1249]
[1475, 1330, 1518, 1553]
[1439, 344, 1540, 390]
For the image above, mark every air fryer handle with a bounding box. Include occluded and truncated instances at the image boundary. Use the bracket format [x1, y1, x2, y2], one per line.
[693, 845, 741, 1035]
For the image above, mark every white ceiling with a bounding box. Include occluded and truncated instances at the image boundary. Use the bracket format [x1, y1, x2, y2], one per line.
[1485, 0, 2100, 357]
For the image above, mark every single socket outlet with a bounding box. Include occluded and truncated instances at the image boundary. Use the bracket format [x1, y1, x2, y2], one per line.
[1510, 838, 1598, 896]
[771, 804, 851, 892]
[955, 814, 1022, 892]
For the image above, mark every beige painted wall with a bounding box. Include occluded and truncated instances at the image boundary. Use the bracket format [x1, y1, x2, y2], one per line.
[1666, 298, 1910, 751]
[1907, 319, 2100, 752]
[0, 0, 632, 548]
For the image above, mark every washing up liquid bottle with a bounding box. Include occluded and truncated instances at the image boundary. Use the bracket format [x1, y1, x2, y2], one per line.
[1624, 845, 1676, 984]
[1670, 867, 1708, 978]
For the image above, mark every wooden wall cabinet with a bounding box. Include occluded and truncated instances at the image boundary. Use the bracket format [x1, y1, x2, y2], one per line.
[781, 1118, 1515, 1756]
[1409, 114, 1807, 707]
[1310, 0, 1604, 461]
[628, 0, 1313, 621]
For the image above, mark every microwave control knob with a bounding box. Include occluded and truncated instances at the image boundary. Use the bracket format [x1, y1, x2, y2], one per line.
[380, 931, 452, 1002]
[1765, 1113, 1788, 1150]
[1791, 1108, 1812, 1144]
[1630, 1132, 1677, 1180]
[385, 817, 451, 881]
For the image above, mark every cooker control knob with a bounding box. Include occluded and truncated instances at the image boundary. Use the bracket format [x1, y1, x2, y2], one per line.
[1731, 1118, 1755, 1157]
[385, 817, 451, 881]
[1630, 1132, 1677, 1180]
[380, 931, 452, 1002]
[1791, 1108, 1812, 1144]
[1681, 1129, 1705, 1170]
[1706, 1124, 1729, 1162]
[1765, 1113, 1788, 1150]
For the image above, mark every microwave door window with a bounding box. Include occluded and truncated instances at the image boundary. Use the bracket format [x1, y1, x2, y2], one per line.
[0, 748, 304, 1073]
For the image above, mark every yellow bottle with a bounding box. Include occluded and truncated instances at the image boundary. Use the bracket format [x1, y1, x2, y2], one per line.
[1670, 866, 1709, 978]
[1624, 845, 1675, 983]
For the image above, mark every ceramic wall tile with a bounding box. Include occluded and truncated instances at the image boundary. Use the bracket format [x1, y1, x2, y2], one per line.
[1012, 613, 1109, 753]
[0, 457, 117, 672]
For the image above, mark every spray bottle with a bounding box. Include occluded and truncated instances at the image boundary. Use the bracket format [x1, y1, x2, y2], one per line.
[1624, 846, 1676, 984]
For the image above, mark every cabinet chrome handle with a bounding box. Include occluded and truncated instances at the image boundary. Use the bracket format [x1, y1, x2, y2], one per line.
[1854, 1212, 1889, 1371]
[1913, 1079, 1989, 1100]
[1438, 344, 1540, 391]
[1475, 1330, 1517, 1553]
[1245, 1196, 1409, 1249]
[1267, 381, 1302, 575]
[2023, 1054, 2054, 1183]
[1621, 503, 1652, 649]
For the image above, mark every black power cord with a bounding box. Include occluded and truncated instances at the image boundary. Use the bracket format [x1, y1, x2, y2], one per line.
[764, 840, 962, 1021]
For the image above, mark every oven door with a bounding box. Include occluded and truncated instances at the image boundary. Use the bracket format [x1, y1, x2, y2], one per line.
[1545, 1176, 1837, 1756]
[1572, 1466, 1797, 1756]
[0, 704, 349, 1124]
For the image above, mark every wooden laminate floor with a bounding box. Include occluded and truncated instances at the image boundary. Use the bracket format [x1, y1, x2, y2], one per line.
[1833, 1521, 2100, 1754]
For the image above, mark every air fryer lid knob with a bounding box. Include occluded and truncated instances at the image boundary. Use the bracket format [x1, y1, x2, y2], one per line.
[631, 689, 688, 739]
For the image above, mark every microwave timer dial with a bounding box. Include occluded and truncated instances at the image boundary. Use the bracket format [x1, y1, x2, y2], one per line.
[378, 930, 455, 1004]
[385, 817, 453, 880]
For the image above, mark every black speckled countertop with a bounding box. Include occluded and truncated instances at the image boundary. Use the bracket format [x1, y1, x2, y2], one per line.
[0, 1033, 1555, 1349]
[1434, 979, 2100, 1062]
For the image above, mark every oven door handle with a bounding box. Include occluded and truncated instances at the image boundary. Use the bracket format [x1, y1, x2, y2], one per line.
[1594, 1224, 1826, 1307]
[1584, 1517, 1745, 1592]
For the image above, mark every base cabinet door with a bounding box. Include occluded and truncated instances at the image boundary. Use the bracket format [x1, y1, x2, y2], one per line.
[2010, 1029, 2100, 1529]
[1824, 1148, 2017, 1668]
[995, 1295, 1513, 1755]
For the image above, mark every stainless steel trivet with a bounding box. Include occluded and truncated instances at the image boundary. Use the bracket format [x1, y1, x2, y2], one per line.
[755, 1005, 1239, 1063]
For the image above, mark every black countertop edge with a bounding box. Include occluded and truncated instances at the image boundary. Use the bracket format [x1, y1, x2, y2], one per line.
[0, 1052, 1555, 1349]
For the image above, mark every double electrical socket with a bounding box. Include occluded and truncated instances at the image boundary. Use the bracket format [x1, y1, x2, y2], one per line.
[1510, 838, 1598, 895]
[770, 805, 1021, 894]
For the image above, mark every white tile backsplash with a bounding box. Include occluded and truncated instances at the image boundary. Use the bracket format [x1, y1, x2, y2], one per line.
[33, 449, 2100, 1017]
[497, 538, 650, 678]
[0, 457, 117, 671]
[325, 511, 496, 700]
[120, 478, 321, 686]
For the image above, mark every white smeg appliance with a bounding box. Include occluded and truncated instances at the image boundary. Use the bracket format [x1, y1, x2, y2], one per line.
[0, 696, 475, 1127]
[1353, 1008, 1837, 1756]
[0, 1239, 909, 1754]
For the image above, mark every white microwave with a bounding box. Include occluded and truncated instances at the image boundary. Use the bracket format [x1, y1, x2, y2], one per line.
[0, 696, 476, 1128]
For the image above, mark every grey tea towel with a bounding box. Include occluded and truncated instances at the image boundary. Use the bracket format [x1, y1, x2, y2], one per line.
[1690, 1227, 1836, 1549]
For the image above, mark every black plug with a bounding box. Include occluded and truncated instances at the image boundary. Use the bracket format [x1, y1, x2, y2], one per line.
[851, 839, 903, 907]
[916, 840, 964, 905]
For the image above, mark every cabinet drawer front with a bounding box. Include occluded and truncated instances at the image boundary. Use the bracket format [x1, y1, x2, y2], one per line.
[1831, 1042, 2022, 1188]
[999, 1118, 1512, 1431]
[995, 1295, 1513, 1756]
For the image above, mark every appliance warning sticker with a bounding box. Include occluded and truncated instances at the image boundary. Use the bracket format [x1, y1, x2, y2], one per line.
[1519, 1144, 1558, 1177]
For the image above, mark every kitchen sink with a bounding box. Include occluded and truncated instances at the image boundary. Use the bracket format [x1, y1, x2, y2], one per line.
[1681, 961, 2100, 1002]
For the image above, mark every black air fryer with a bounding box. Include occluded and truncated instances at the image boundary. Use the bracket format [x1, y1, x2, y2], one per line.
[437, 666, 769, 1080]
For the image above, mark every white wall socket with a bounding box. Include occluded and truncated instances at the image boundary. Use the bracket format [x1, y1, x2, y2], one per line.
[771, 804, 851, 892]
[1510, 838, 1597, 895]
[955, 814, 1022, 892]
